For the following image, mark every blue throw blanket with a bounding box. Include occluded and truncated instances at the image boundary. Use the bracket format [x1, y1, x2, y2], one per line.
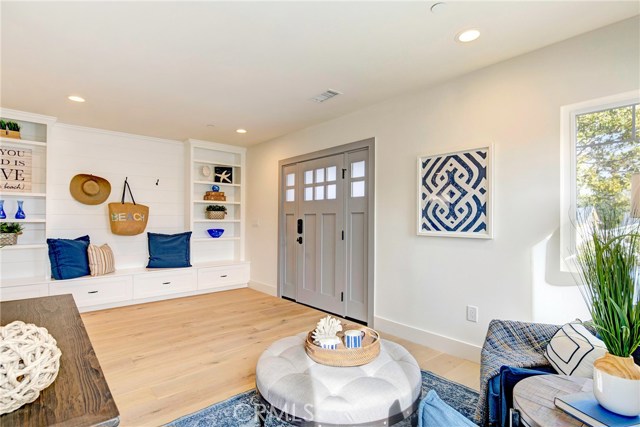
[474, 320, 560, 426]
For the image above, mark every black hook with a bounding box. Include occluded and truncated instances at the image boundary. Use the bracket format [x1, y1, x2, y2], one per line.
[156, 179, 160, 186]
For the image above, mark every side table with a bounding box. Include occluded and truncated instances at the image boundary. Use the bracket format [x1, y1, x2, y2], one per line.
[513, 375, 592, 427]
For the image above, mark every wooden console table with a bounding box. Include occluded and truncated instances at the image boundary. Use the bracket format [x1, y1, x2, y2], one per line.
[0, 295, 119, 426]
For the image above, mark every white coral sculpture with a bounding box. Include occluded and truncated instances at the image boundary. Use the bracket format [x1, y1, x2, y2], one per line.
[312, 315, 343, 344]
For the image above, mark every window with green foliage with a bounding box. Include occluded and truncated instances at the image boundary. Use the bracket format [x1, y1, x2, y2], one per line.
[576, 103, 640, 220]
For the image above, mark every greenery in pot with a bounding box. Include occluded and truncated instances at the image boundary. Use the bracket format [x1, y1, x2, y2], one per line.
[0, 120, 21, 131]
[206, 205, 227, 213]
[0, 222, 24, 234]
[575, 211, 640, 357]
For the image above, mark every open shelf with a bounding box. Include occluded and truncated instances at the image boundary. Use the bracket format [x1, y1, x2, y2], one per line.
[1, 244, 47, 250]
[0, 137, 47, 147]
[0, 218, 46, 223]
[193, 200, 240, 205]
[193, 159, 241, 168]
[193, 180, 241, 187]
[192, 237, 241, 242]
[0, 192, 46, 198]
[193, 219, 240, 223]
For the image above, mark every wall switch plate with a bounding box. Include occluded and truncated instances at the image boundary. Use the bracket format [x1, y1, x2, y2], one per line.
[466, 305, 479, 323]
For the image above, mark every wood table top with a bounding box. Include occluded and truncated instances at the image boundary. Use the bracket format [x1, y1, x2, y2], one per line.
[1, 295, 119, 427]
[513, 374, 592, 427]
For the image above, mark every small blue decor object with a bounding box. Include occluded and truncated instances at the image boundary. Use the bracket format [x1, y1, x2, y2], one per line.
[207, 228, 224, 238]
[15, 200, 26, 219]
[211, 185, 220, 192]
[0, 200, 5, 219]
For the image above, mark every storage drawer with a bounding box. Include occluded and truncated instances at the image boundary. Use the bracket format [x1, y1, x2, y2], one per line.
[198, 264, 249, 290]
[0, 283, 49, 302]
[133, 269, 197, 299]
[49, 276, 133, 307]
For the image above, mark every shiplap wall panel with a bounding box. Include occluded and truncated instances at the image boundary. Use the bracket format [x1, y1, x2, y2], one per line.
[47, 125, 185, 269]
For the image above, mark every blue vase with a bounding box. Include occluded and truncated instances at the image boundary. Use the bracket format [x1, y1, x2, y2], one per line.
[15, 200, 25, 219]
[0, 200, 5, 219]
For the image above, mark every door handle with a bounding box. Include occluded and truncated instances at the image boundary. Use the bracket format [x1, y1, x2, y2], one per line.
[88, 290, 98, 294]
[297, 219, 303, 234]
[297, 237, 303, 244]
[162, 282, 171, 285]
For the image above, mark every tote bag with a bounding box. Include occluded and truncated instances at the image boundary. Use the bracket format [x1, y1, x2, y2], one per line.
[108, 178, 149, 236]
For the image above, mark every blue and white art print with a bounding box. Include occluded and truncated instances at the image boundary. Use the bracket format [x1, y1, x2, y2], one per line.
[418, 146, 492, 239]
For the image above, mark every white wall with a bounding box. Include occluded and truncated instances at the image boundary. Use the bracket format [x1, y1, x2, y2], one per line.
[245, 18, 640, 360]
[48, 125, 185, 269]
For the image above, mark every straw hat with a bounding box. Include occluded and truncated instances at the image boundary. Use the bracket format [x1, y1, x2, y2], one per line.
[69, 174, 111, 205]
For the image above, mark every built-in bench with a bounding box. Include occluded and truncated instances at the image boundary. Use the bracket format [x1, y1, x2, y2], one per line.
[0, 260, 250, 312]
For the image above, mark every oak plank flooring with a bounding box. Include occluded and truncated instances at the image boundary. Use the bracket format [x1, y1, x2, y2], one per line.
[82, 288, 480, 426]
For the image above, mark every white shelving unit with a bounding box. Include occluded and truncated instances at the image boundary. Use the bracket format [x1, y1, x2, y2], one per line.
[0, 109, 56, 284]
[185, 139, 246, 263]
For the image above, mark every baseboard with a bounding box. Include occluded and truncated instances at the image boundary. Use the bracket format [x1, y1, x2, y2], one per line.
[249, 280, 277, 296]
[374, 315, 481, 363]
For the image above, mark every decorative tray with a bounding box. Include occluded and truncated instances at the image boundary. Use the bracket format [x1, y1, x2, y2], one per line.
[304, 326, 381, 367]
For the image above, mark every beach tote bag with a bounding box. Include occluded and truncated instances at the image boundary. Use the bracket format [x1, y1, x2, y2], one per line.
[108, 178, 149, 236]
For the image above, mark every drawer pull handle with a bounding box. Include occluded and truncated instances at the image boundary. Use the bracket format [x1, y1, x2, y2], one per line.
[162, 282, 171, 285]
[88, 290, 99, 294]
[220, 275, 228, 278]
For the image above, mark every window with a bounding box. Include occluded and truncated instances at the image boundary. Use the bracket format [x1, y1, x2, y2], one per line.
[560, 91, 640, 270]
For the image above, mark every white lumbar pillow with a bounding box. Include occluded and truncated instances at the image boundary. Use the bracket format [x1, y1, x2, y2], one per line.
[544, 322, 607, 378]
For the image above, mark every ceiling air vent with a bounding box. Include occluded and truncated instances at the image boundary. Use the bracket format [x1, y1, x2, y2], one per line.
[310, 89, 342, 103]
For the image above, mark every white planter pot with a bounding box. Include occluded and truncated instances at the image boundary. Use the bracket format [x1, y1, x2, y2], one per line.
[593, 354, 640, 417]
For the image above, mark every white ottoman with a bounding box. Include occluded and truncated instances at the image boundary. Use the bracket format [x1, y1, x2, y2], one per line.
[256, 333, 422, 426]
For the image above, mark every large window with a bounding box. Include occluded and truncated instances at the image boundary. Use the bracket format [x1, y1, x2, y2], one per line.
[560, 91, 640, 270]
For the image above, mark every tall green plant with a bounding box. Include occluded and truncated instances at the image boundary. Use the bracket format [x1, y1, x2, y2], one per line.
[575, 211, 640, 357]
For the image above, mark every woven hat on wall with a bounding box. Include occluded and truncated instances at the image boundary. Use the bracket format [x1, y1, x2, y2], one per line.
[69, 174, 111, 205]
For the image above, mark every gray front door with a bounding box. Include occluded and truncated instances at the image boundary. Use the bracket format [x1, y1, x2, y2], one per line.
[280, 148, 370, 322]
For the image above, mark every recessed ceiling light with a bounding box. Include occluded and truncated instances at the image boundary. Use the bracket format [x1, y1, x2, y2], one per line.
[68, 95, 85, 102]
[430, 2, 446, 14]
[236, 129, 247, 134]
[456, 29, 480, 43]
[206, 124, 216, 127]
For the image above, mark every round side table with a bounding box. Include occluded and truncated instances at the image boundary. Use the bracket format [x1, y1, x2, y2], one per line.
[513, 375, 593, 427]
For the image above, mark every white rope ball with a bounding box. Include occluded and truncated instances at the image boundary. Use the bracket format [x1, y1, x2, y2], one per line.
[0, 321, 62, 415]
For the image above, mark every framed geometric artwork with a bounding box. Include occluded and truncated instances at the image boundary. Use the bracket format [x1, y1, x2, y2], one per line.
[417, 145, 493, 239]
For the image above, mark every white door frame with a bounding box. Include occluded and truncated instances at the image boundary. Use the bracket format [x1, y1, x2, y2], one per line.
[277, 138, 375, 326]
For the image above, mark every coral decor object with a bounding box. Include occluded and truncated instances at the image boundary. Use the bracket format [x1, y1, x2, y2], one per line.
[312, 316, 343, 344]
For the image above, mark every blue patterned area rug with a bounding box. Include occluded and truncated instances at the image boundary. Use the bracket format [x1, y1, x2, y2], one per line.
[167, 371, 479, 427]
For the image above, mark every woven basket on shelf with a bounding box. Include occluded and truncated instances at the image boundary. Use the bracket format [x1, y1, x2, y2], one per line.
[0, 233, 18, 247]
[206, 211, 226, 220]
[304, 326, 381, 367]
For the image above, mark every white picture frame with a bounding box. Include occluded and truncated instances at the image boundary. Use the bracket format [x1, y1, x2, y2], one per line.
[417, 145, 493, 239]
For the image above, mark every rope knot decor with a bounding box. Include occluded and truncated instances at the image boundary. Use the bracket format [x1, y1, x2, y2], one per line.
[0, 321, 62, 415]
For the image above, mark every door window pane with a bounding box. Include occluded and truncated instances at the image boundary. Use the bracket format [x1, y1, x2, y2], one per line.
[315, 186, 325, 200]
[316, 168, 325, 183]
[305, 170, 314, 185]
[304, 187, 313, 201]
[351, 181, 365, 198]
[286, 189, 295, 202]
[351, 161, 365, 178]
[326, 166, 337, 182]
[327, 184, 337, 200]
[286, 173, 295, 187]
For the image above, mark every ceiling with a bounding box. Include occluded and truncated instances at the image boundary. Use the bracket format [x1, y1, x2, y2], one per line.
[1, 2, 638, 146]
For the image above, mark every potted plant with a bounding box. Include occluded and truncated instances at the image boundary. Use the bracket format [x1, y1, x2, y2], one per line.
[0, 120, 21, 139]
[575, 211, 640, 416]
[0, 222, 24, 247]
[205, 204, 227, 220]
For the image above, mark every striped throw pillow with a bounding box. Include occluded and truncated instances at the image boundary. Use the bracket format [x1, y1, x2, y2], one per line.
[87, 244, 116, 276]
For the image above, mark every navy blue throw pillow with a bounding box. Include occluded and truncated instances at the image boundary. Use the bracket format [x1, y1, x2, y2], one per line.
[147, 232, 192, 268]
[47, 235, 91, 280]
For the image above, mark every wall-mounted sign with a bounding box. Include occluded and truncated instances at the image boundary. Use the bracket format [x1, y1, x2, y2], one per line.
[0, 147, 32, 192]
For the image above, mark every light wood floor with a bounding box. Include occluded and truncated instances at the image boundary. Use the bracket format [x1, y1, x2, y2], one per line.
[82, 288, 480, 426]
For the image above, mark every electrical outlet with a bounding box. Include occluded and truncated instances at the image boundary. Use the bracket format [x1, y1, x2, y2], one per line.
[466, 305, 479, 323]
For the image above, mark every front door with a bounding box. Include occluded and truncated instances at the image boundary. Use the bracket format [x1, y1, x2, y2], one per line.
[280, 147, 370, 323]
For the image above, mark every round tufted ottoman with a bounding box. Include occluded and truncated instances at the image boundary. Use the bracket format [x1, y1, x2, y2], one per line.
[256, 333, 421, 426]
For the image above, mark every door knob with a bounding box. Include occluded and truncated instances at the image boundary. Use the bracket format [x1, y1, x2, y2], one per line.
[297, 237, 303, 244]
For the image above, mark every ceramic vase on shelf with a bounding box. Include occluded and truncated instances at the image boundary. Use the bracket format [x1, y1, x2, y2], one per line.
[15, 200, 25, 219]
[0, 200, 5, 219]
[593, 352, 640, 416]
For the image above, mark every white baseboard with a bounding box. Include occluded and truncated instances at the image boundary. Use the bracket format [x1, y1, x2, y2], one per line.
[249, 280, 278, 296]
[374, 315, 481, 363]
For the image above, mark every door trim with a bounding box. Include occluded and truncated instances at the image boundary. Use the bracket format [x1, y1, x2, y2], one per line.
[277, 138, 375, 326]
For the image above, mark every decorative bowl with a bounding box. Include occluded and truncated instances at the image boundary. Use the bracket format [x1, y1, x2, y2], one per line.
[207, 228, 225, 238]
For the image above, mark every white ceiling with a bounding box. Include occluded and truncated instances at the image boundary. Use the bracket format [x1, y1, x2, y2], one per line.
[1, 1, 638, 146]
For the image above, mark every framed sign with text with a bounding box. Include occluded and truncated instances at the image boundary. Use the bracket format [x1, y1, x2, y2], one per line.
[0, 147, 32, 192]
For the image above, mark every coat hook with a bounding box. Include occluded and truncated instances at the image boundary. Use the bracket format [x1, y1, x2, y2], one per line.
[156, 179, 160, 186]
